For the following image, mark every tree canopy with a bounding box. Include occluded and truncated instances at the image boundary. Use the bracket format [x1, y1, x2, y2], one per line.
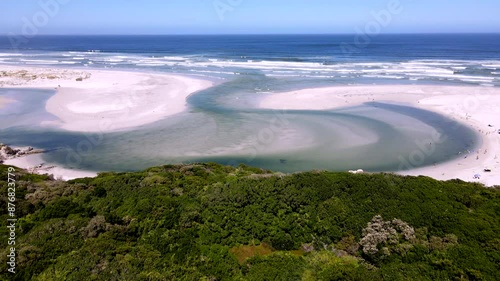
[1, 163, 498, 280]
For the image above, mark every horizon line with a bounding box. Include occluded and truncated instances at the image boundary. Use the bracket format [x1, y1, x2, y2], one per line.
[1, 32, 500, 36]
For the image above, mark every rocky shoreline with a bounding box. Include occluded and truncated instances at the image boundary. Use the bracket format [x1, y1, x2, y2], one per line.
[0, 143, 46, 170]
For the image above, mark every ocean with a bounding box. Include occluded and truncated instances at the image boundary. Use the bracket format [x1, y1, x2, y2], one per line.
[0, 34, 498, 173]
[1, 34, 500, 85]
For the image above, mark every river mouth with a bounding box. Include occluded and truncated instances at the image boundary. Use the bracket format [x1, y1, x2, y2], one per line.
[0, 80, 479, 174]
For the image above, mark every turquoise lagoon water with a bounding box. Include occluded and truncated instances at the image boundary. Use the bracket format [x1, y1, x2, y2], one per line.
[0, 84, 478, 173]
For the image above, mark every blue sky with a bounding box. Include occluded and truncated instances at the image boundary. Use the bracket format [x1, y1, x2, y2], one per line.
[0, 0, 499, 34]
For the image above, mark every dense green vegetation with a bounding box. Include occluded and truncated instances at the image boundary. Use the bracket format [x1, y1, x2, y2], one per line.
[0, 163, 499, 280]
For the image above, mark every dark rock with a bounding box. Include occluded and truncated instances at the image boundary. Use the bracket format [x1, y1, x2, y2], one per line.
[2, 146, 17, 155]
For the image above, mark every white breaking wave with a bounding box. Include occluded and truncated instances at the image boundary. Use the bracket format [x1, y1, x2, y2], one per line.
[0, 53, 23, 57]
[363, 75, 405, 79]
[482, 64, 500, 68]
[189, 70, 236, 75]
[0, 51, 498, 86]
[19, 59, 60, 64]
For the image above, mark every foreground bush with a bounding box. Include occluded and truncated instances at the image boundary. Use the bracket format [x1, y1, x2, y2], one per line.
[0, 164, 498, 280]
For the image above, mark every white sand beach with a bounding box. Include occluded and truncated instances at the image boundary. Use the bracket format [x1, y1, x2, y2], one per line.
[259, 85, 500, 186]
[0, 65, 213, 132]
[4, 154, 98, 181]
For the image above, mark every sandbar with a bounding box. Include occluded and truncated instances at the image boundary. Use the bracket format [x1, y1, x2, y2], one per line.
[1, 65, 213, 132]
[259, 85, 500, 186]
